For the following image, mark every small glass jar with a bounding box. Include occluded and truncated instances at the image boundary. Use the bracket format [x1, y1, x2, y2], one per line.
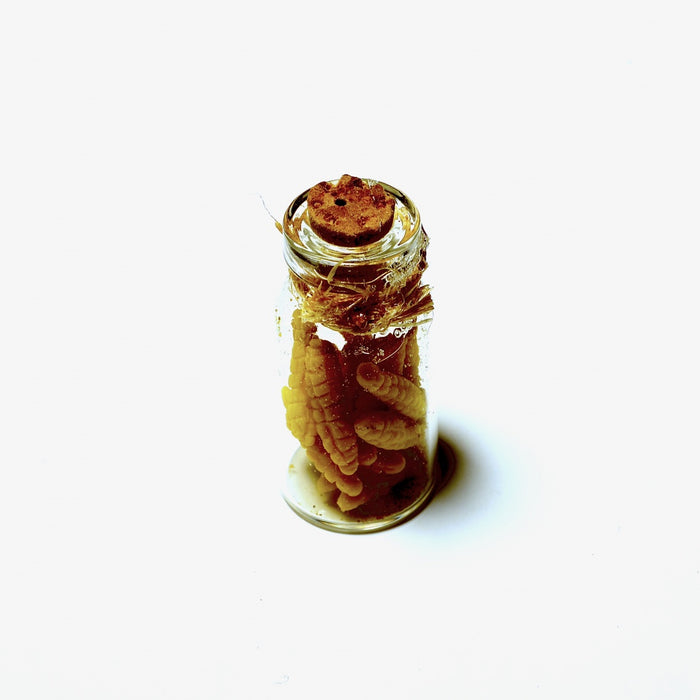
[276, 176, 437, 533]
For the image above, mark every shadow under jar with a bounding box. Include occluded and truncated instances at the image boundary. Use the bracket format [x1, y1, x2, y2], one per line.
[277, 175, 437, 533]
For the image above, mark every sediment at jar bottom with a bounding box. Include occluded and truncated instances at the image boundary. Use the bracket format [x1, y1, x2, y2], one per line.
[281, 310, 433, 520]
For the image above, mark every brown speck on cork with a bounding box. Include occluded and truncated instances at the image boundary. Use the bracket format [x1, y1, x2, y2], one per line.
[306, 174, 395, 246]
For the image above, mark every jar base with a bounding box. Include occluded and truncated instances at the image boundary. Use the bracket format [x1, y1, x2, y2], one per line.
[282, 447, 437, 534]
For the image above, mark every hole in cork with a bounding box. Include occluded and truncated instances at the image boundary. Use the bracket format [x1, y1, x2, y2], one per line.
[334, 198, 347, 206]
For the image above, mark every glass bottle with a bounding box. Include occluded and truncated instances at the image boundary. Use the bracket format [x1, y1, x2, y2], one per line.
[276, 175, 437, 533]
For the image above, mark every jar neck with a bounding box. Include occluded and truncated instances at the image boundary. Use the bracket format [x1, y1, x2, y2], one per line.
[282, 180, 433, 335]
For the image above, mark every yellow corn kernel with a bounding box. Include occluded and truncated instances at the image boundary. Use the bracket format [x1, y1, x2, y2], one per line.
[281, 385, 316, 448]
[358, 442, 378, 466]
[287, 309, 315, 388]
[307, 441, 363, 497]
[281, 309, 317, 447]
[316, 474, 337, 494]
[337, 490, 371, 512]
[354, 410, 423, 450]
[372, 451, 406, 475]
[356, 362, 426, 420]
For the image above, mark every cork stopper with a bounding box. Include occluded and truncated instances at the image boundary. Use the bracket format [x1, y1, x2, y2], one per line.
[306, 174, 396, 246]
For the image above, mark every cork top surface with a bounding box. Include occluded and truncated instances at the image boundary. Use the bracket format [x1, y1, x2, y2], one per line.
[306, 174, 396, 247]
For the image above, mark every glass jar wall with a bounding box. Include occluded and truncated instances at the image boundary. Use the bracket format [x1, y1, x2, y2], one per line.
[277, 176, 437, 533]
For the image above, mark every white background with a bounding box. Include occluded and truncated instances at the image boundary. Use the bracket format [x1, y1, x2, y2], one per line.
[1, 1, 699, 698]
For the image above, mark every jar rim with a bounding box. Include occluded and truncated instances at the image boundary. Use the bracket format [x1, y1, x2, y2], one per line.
[282, 178, 422, 267]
